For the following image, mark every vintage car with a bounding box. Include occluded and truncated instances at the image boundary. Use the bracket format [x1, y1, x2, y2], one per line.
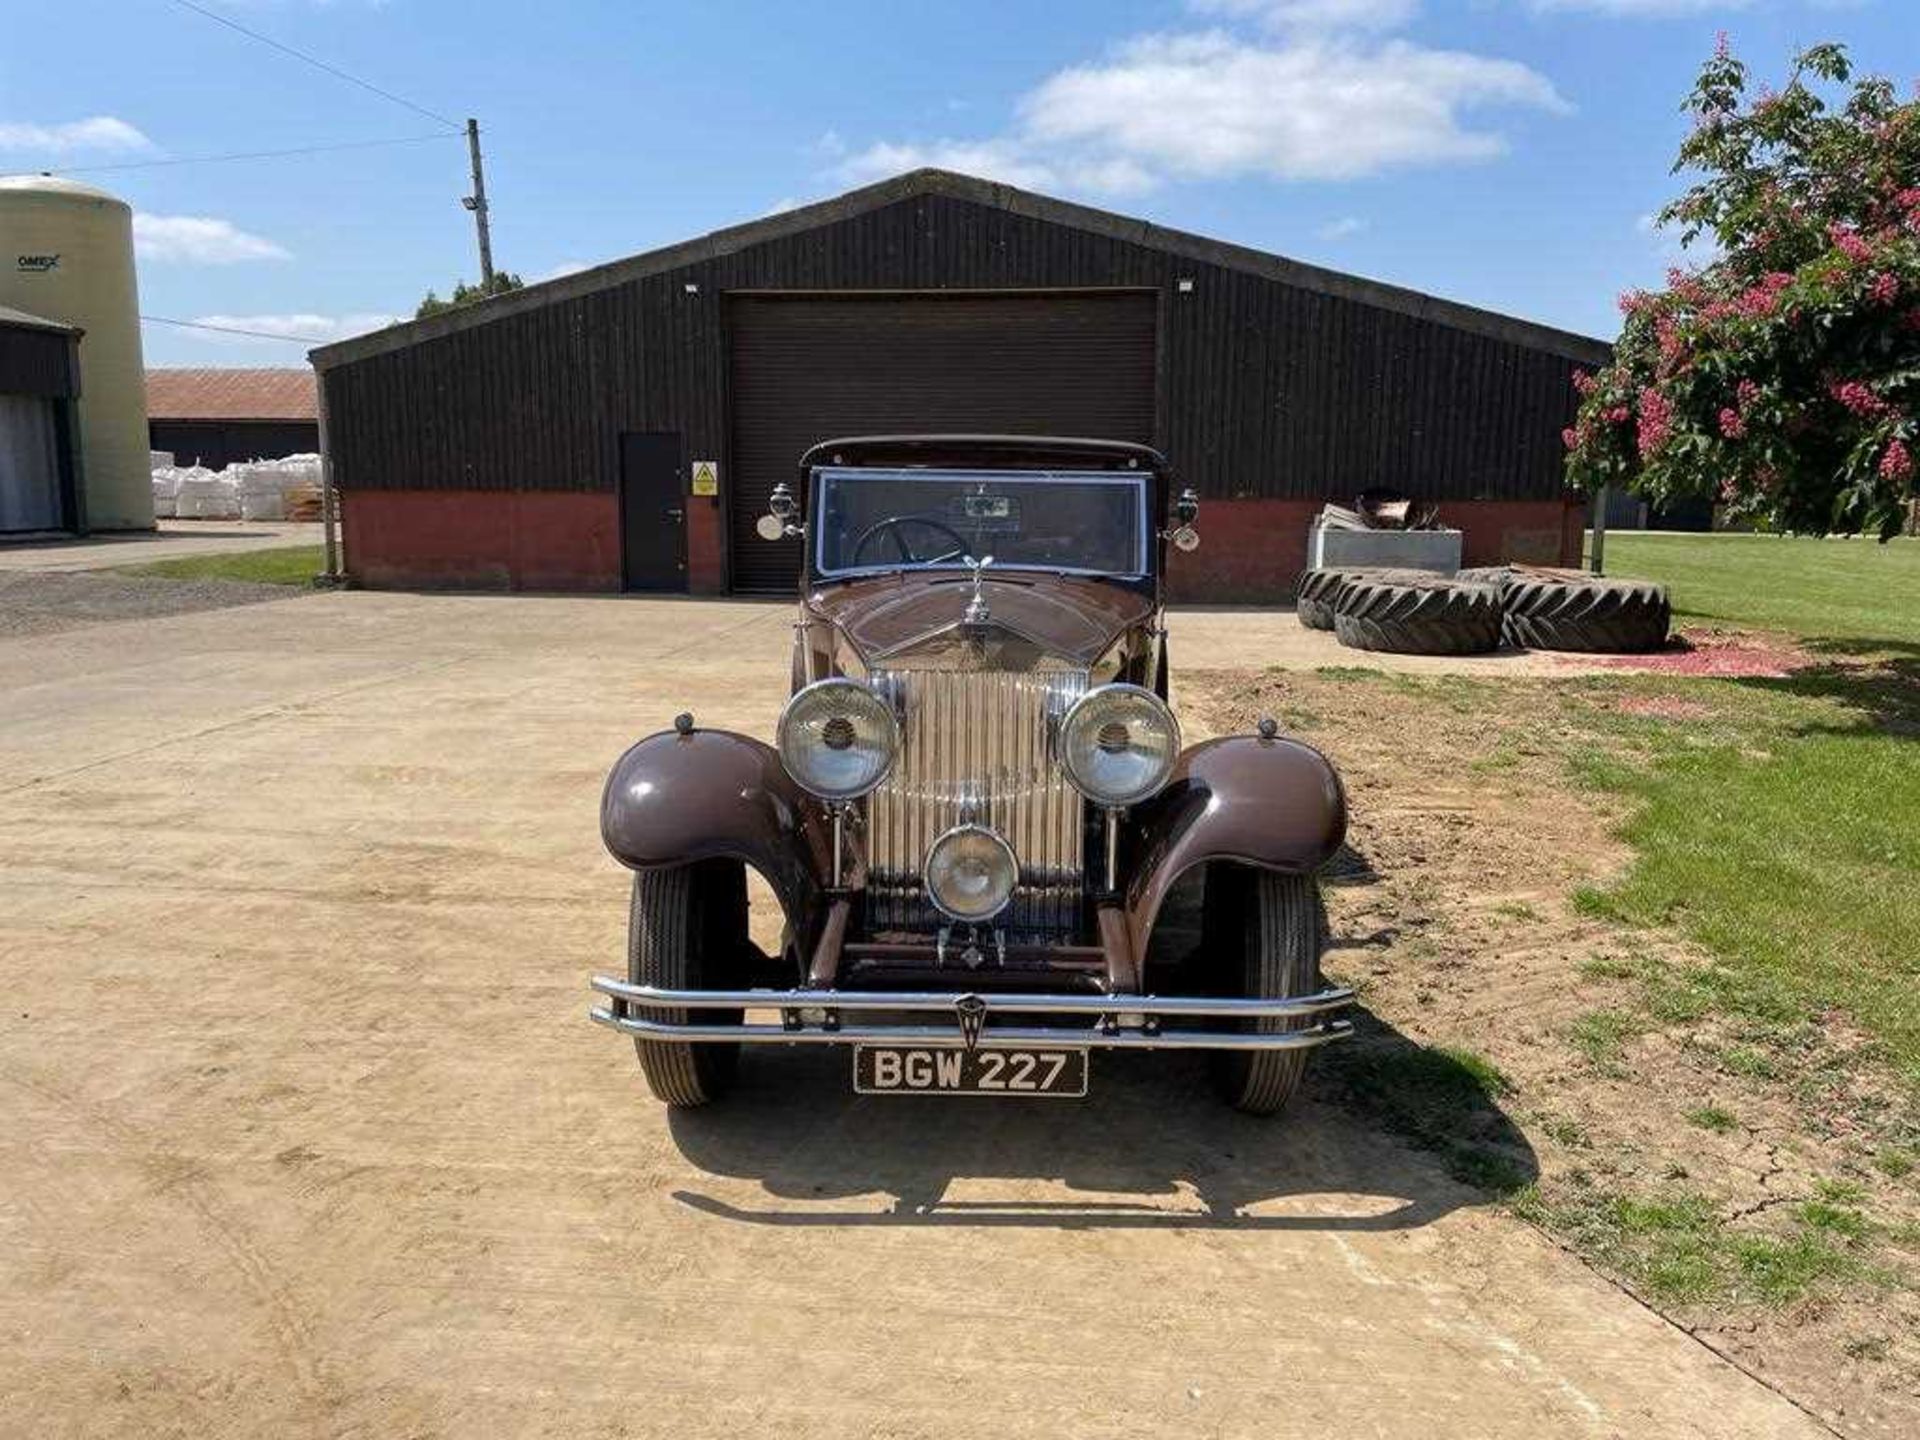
[590, 435, 1354, 1111]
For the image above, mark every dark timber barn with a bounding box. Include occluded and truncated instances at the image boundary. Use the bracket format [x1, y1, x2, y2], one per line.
[310, 169, 1609, 600]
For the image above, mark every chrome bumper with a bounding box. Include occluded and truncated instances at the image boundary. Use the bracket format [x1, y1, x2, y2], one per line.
[588, 979, 1356, 1051]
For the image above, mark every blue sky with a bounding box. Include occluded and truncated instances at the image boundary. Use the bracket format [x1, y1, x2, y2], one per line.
[3, 0, 1911, 365]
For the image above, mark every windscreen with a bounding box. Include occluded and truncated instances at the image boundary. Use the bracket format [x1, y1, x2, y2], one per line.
[813, 468, 1146, 577]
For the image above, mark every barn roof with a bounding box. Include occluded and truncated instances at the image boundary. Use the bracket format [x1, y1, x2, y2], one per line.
[0, 303, 79, 336]
[310, 167, 1610, 372]
[146, 367, 317, 422]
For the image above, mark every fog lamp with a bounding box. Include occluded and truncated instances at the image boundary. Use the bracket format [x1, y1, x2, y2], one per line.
[924, 824, 1018, 923]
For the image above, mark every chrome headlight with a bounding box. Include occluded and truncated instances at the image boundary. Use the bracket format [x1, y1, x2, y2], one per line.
[924, 824, 1018, 922]
[1058, 683, 1180, 806]
[777, 678, 898, 800]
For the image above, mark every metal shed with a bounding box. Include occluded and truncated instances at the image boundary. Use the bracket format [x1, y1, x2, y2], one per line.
[310, 168, 1609, 600]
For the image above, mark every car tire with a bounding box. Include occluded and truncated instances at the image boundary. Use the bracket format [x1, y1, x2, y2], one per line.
[1208, 868, 1328, 1116]
[1294, 568, 1353, 630]
[627, 861, 748, 1107]
[1332, 573, 1503, 655]
[1501, 575, 1671, 653]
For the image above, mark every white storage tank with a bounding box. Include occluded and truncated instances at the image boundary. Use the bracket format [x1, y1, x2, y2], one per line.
[0, 174, 154, 529]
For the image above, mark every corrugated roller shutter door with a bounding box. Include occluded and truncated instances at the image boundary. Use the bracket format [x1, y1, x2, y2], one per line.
[727, 291, 1158, 593]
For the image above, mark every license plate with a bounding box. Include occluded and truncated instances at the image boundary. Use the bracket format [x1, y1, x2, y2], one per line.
[853, 1046, 1088, 1097]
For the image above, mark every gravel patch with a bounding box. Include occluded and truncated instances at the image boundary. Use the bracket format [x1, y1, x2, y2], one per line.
[0, 571, 311, 640]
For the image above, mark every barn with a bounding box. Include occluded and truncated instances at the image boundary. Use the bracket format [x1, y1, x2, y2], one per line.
[146, 368, 319, 472]
[0, 304, 83, 535]
[309, 168, 1609, 601]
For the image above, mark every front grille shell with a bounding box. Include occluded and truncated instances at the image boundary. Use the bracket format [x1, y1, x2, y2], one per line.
[864, 665, 1088, 939]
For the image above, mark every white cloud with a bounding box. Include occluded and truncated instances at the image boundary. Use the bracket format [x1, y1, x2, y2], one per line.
[1531, 1, 1750, 14]
[1190, 0, 1420, 31]
[188, 312, 400, 345]
[1040, 33, 1565, 182]
[1318, 216, 1369, 239]
[839, 32, 1563, 194]
[838, 138, 1075, 193]
[0, 116, 153, 155]
[531, 259, 593, 281]
[134, 213, 290, 264]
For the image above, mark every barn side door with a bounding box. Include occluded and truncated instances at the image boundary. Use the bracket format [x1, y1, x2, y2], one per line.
[618, 432, 687, 592]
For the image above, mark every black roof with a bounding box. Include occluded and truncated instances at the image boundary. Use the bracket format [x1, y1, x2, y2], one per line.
[311, 168, 1609, 371]
[0, 303, 80, 337]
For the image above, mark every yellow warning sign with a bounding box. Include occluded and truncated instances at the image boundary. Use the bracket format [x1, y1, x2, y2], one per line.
[690, 460, 719, 497]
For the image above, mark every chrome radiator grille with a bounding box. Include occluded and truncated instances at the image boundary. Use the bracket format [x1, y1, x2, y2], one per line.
[865, 666, 1089, 938]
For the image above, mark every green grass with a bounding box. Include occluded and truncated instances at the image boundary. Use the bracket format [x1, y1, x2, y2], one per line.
[1569, 676, 1920, 1082]
[119, 545, 325, 586]
[1594, 532, 1920, 650]
[1686, 1105, 1740, 1134]
[1570, 1009, 1639, 1069]
[1513, 1180, 1876, 1307]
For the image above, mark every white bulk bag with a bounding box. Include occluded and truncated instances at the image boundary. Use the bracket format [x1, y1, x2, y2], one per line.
[175, 470, 239, 519]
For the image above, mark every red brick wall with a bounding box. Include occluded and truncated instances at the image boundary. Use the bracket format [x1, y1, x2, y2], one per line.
[341, 490, 621, 591]
[1165, 496, 1583, 603]
[687, 493, 726, 594]
[341, 489, 1583, 598]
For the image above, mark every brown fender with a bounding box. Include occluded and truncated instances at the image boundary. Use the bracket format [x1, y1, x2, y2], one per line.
[600, 727, 833, 948]
[1125, 734, 1348, 958]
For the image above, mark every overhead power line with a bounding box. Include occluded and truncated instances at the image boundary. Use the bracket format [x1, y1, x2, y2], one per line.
[142, 314, 333, 345]
[51, 131, 460, 175]
[167, 0, 461, 130]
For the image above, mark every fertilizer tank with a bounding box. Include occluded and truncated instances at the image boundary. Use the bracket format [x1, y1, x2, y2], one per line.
[0, 174, 154, 529]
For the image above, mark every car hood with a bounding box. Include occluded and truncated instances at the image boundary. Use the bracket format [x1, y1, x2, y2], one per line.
[807, 573, 1153, 669]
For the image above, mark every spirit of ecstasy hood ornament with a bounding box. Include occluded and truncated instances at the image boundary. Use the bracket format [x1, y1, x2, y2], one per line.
[961, 554, 994, 626]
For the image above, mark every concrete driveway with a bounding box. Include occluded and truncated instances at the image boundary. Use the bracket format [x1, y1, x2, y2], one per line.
[0, 591, 1825, 1438]
[0, 519, 322, 573]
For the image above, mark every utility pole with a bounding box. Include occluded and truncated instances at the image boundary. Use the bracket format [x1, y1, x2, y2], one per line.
[463, 117, 495, 288]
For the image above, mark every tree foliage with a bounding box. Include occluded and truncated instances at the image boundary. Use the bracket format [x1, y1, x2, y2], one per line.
[415, 271, 524, 319]
[1565, 40, 1919, 538]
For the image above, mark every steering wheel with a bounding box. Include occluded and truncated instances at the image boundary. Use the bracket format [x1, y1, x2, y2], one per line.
[850, 513, 971, 566]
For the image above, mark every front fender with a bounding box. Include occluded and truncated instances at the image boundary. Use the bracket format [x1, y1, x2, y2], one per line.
[1126, 734, 1348, 958]
[600, 727, 832, 945]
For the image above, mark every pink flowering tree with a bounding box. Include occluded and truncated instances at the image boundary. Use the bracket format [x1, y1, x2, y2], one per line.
[1565, 40, 1920, 538]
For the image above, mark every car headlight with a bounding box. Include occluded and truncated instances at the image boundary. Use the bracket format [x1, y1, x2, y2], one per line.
[1058, 683, 1180, 806]
[777, 678, 899, 800]
[924, 824, 1019, 922]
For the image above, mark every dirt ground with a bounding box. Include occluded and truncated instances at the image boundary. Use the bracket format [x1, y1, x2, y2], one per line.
[0, 590, 1841, 1438]
[1184, 667, 1920, 1439]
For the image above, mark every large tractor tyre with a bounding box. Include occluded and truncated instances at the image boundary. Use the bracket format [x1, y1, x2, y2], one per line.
[1332, 574, 1504, 655]
[626, 860, 749, 1107]
[1294, 568, 1355, 630]
[1501, 576, 1671, 653]
[1455, 564, 1589, 596]
[1453, 565, 1516, 591]
[1206, 867, 1330, 1116]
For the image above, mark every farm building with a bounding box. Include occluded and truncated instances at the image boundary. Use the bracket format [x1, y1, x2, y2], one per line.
[0, 304, 83, 534]
[309, 168, 1610, 600]
[147, 368, 319, 472]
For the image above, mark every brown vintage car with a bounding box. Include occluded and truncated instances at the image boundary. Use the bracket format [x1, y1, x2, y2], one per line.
[590, 435, 1354, 1111]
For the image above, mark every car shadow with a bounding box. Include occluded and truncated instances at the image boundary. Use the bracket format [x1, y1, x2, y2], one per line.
[664, 1005, 1536, 1232]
